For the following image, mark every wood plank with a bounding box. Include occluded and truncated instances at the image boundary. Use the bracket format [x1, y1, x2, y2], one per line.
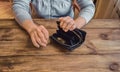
[104, 0, 118, 18]
[0, 19, 120, 29]
[94, 0, 119, 19]
[0, 54, 120, 72]
[0, 2, 14, 19]
[111, 0, 120, 18]
[0, 28, 119, 56]
[94, 0, 110, 18]
[0, 28, 120, 41]
[0, 40, 119, 56]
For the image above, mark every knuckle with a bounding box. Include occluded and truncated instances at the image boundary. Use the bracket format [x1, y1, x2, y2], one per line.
[40, 34, 44, 38]
[68, 24, 71, 27]
[38, 39, 42, 44]
[62, 19, 66, 23]
[30, 33, 34, 37]
[70, 22, 74, 25]
[40, 25, 45, 29]
[62, 25, 66, 28]
[70, 18, 74, 21]
[36, 28, 41, 32]
[66, 20, 70, 23]
[73, 25, 76, 28]
[66, 16, 70, 18]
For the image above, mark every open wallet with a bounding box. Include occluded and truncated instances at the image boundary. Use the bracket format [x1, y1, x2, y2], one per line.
[50, 21, 86, 51]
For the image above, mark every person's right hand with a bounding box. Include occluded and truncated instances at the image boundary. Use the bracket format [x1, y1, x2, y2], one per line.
[29, 25, 49, 48]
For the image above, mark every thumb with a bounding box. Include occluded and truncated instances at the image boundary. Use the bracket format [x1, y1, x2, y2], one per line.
[59, 17, 63, 21]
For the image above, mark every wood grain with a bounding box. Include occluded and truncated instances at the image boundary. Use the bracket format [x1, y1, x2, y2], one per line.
[0, 54, 120, 72]
[0, 19, 120, 29]
[0, 19, 119, 56]
[0, 19, 120, 72]
[94, 0, 119, 19]
[0, 1, 14, 19]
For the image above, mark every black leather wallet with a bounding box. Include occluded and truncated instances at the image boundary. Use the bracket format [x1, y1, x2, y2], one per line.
[50, 21, 86, 51]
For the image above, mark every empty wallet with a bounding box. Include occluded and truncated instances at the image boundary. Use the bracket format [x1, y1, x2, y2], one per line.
[50, 21, 86, 51]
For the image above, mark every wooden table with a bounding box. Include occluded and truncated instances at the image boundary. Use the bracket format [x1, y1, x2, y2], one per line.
[0, 19, 120, 72]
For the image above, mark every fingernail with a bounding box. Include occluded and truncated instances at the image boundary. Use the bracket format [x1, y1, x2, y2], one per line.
[37, 45, 40, 48]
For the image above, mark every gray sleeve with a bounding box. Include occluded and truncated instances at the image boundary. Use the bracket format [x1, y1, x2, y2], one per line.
[12, 0, 32, 24]
[77, 0, 95, 23]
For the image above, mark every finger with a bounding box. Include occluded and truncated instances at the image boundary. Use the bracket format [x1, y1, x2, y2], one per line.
[40, 25, 49, 40]
[59, 17, 63, 27]
[59, 16, 69, 28]
[59, 18, 64, 27]
[64, 19, 74, 32]
[34, 31, 47, 47]
[36, 29, 47, 44]
[60, 21, 64, 28]
[70, 24, 76, 31]
[59, 17, 63, 21]
[61, 17, 70, 30]
[31, 33, 40, 48]
[36, 27, 47, 44]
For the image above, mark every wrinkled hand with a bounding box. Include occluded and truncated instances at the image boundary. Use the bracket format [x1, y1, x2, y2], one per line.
[59, 16, 86, 32]
[29, 25, 49, 48]
[59, 16, 76, 32]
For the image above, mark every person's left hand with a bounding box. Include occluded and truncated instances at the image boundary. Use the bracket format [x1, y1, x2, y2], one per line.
[59, 16, 76, 32]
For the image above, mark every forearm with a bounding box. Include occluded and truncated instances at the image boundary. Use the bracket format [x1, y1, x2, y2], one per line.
[13, 0, 34, 33]
[75, 16, 86, 29]
[78, 0, 95, 23]
[79, 6, 95, 24]
[16, 19, 37, 34]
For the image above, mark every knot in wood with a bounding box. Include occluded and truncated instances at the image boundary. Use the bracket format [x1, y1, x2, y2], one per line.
[100, 33, 109, 40]
[109, 62, 119, 71]
[2, 59, 14, 69]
